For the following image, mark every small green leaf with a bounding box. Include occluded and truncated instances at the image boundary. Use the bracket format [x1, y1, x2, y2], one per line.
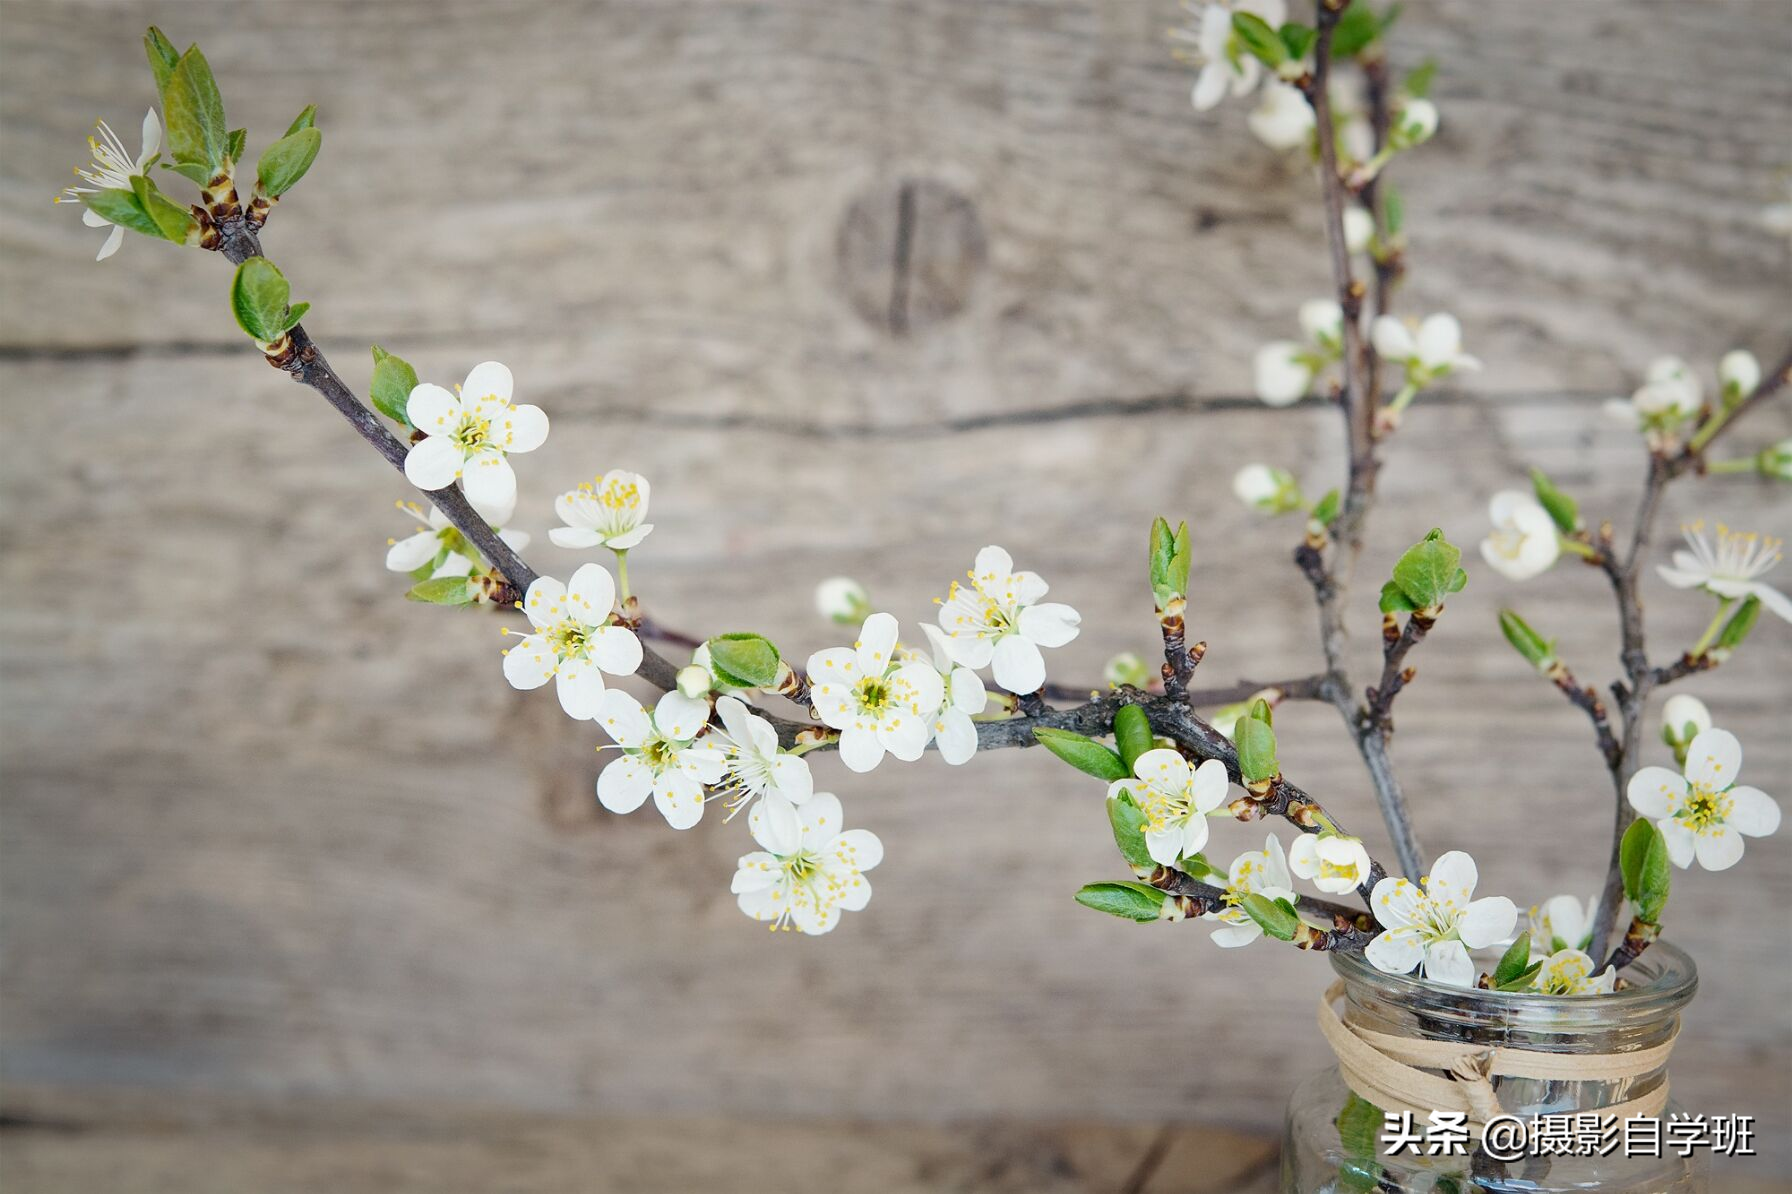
[1310, 488, 1341, 527]
[281, 302, 310, 331]
[406, 576, 477, 605]
[1712, 596, 1761, 659]
[1388, 528, 1465, 612]
[1230, 11, 1287, 67]
[1278, 22, 1317, 61]
[1498, 608, 1556, 672]
[130, 174, 196, 243]
[1529, 467, 1581, 533]
[1176, 852, 1224, 883]
[144, 27, 180, 91]
[1403, 58, 1438, 99]
[284, 104, 319, 136]
[370, 345, 421, 425]
[230, 257, 294, 342]
[1113, 704, 1155, 772]
[1620, 819, 1670, 924]
[1337, 1092, 1383, 1158]
[1240, 892, 1299, 940]
[1378, 580, 1417, 614]
[226, 128, 247, 164]
[1074, 881, 1166, 922]
[80, 188, 162, 242]
[1148, 517, 1191, 607]
[163, 161, 212, 186]
[257, 127, 322, 198]
[1235, 715, 1278, 784]
[1330, 2, 1385, 58]
[706, 633, 781, 689]
[1383, 183, 1404, 236]
[1035, 728, 1128, 782]
[164, 45, 227, 172]
[1493, 931, 1532, 986]
[1105, 789, 1153, 870]
[1496, 962, 1544, 992]
[1247, 697, 1273, 727]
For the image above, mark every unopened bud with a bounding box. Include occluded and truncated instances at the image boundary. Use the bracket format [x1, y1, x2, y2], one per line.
[1498, 609, 1557, 673]
[676, 665, 712, 699]
[1758, 438, 1791, 482]
[1391, 97, 1438, 148]
[1718, 349, 1761, 405]
[813, 576, 871, 625]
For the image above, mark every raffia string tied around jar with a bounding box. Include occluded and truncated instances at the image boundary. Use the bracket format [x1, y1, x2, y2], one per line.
[1317, 980, 1679, 1131]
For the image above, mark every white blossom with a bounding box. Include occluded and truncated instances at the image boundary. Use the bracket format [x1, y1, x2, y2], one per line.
[1372, 313, 1480, 385]
[1530, 949, 1616, 996]
[1660, 694, 1712, 762]
[814, 576, 871, 625]
[1173, 0, 1289, 112]
[1288, 833, 1372, 895]
[594, 689, 726, 829]
[1343, 207, 1376, 255]
[711, 694, 814, 815]
[1656, 522, 1792, 624]
[1247, 82, 1314, 150]
[500, 563, 643, 719]
[56, 110, 161, 260]
[809, 613, 944, 773]
[1479, 491, 1561, 581]
[385, 497, 528, 579]
[1390, 97, 1438, 147]
[549, 470, 652, 551]
[403, 362, 549, 510]
[934, 546, 1081, 694]
[1628, 728, 1781, 871]
[916, 625, 988, 766]
[1253, 340, 1315, 406]
[1526, 894, 1596, 956]
[1107, 749, 1230, 866]
[1299, 298, 1345, 353]
[1364, 851, 1518, 988]
[1719, 350, 1761, 403]
[1604, 356, 1702, 439]
[731, 793, 881, 934]
[1233, 463, 1301, 514]
[1205, 835, 1298, 948]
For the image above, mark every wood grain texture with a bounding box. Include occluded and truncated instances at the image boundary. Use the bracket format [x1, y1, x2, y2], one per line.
[2, 0, 1790, 1181]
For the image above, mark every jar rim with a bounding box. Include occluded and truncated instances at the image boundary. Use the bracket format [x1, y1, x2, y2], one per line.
[1330, 939, 1697, 1017]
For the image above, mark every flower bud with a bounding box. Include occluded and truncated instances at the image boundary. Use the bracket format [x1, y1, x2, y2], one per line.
[1498, 609, 1556, 673]
[813, 576, 870, 625]
[1343, 206, 1376, 255]
[1288, 833, 1372, 895]
[1298, 298, 1345, 353]
[1103, 651, 1151, 689]
[675, 665, 713, 700]
[1659, 695, 1711, 763]
[1233, 463, 1303, 514]
[1253, 340, 1314, 406]
[1759, 438, 1792, 481]
[1719, 349, 1761, 405]
[1391, 97, 1438, 147]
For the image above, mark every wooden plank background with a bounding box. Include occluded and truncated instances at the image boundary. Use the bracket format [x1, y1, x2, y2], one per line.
[3, 0, 1790, 1186]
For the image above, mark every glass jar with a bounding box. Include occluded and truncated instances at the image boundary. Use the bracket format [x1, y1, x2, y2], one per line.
[1282, 942, 1704, 1193]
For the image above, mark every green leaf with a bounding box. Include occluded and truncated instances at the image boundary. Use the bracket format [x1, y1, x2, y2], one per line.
[257, 127, 322, 198]
[284, 104, 319, 136]
[1278, 22, 1317, 61]
[130, 174, 196, 243]
[1230, 11, 1287, 67]
[163, 161, 212, 186]
[1497, 608, 1556, 671]
[1337, 1092, 1383, 1159]
[1493, 931, 1532, 986]
[1529, 467, 1581, 533]
[230, 257, 295, 342]
[1176, 852, 1224, 883]
[226, 128, 247, 164]
[281, 302, 310, 331]
[1496, 962, 1544, 992]
[1235, 716, 1278, 784]
[706, 633, 781, 689]
[406, 576, 477, 605]
[1403, 58, 1438, 99]
[164, 45, 227, 173]
[144, 27, 180, 91]
[1240, 893, 1299, 940]
[1382, 183, 1404, 237]
[79, 188, 162, 241]
[1113, 704, 1155, 772]
[1310, 488, 1341, 527]
[1712, 596, 1761, 658]
[1074, 881, 1166, 922]
[1620, 819, 1670, 924]
[1105, 789, 1153, 870]
[1148, 517, 1191, 607]
[1330, 2, 1384, 58]
[1035, 728, 1128, 781]
[1388, 528, 1465, 612]
[1377, 580, 1417, 615]
[370, 345, 421, 425]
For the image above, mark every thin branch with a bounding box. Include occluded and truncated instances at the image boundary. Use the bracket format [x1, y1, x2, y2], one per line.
[1546, 661, 1622, 770]
[1363, 609, 1433, 732]
[1143, 864, 1377, 952]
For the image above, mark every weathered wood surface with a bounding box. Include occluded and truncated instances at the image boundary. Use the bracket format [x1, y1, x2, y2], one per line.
[2, 0, 1790, 1183]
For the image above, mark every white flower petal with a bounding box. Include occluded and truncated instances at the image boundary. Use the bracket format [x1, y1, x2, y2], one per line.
[566, 562, 617, 621]
[501, 633, 556, 690]
[855, 612, 900, 674]
[653, 689, 711, 740]
[460, 449, 517, 510]
[595, 688, 652, 747]
[588, 625, 643, 676]
[549, 527, 603, 550]
[1371, 877, 1423, 930]
[1659, 818, 1696, 868]
[934, 709, 979, 766]
[838, 726, 885, 773]
[1424, 939, 1476, 988]
[504, 404, 549, 454]
[1627, 767, 1685, 820]
[652, 769, 706, 830]
[990, 634, 1046, 694]
[403, 435, 464, 491]
[877, 712, 931, 762]
[1692, 825, 1745, 871]
[798, 792, 844, 840]
[731, 852, 780, 894]
[385, 530, 441, 572]
[1018, 602, 1082, 648]
[1364, 925, 1426, 975]
[750, 792, 802, 855]
[1425, 851, 1479, 907]
[769, 754, 814, 803]
[1726, 786, 1781, 837]
[406, 383, 461, 433]
[596, 755, 654, 814]
[460, 360, 513, 405]
[1457, 896, 1517, 949]
[1684, 728, 1741, 791]
[554, 659, 606, 720]
[1145, 828, 1184, 867]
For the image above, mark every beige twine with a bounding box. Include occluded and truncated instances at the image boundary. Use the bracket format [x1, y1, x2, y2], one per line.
[1318, 981, 1676, 1129]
